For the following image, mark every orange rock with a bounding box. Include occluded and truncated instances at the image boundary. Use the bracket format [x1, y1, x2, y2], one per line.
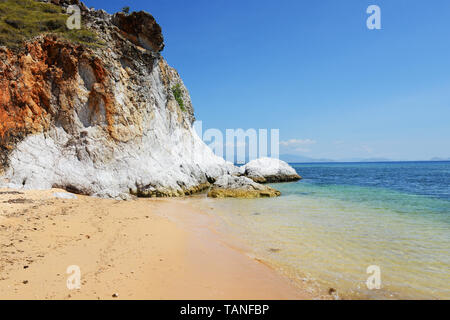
[0, 36, 117, 168]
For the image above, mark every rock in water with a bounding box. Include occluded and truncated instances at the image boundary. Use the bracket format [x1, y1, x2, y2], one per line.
[0, 3, 236, 199]
[208, 175, 281, 199]
[241, 158, 302, 183]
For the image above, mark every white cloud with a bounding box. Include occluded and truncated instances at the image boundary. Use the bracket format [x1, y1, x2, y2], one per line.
[280, 139, 316, 147]
[280, 139, 316, 154]
[293, 147, 312, 153]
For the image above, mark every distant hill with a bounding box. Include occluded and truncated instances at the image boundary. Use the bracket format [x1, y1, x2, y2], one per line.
[280, 154, 396, 163]
[265, 155, 450, 164]
[281, 155, 396, 163]
[358, 157, 393, 162]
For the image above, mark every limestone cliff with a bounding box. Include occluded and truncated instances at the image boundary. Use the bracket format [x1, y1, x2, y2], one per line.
[0, 1, 236, 198]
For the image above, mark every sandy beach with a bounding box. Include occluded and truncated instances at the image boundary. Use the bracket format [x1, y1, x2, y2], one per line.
[0, 189, 312, 300]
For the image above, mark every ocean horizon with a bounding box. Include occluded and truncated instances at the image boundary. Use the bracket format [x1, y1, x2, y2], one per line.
[287, 160, 450, 165]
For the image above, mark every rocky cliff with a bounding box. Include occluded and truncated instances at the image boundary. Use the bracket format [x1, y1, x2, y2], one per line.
[0, 1, 236, 198]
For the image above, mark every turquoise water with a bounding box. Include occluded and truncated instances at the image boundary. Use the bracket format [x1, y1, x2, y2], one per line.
[198, 161, 450, 299]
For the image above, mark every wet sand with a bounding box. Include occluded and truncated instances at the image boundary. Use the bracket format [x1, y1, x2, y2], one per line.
[0, 189, 312, 299]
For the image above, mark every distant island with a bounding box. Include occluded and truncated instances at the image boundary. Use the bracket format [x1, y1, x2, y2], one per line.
[279, 154, 450, 163]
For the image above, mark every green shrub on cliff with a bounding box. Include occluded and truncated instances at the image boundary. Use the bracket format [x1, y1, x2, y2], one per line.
[172, 83, 186, 111]
[0, 0, 98, 49]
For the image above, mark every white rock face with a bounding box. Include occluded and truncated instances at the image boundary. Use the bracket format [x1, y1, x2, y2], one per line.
[1, 119, 233, 199]
[242, 157, 301, 183]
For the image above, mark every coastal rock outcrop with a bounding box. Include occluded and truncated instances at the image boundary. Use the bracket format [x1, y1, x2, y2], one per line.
[241, 158, 301, 183]
[111, 11, 164, 52]
[0, 1, 236, 198]
[207, 175, 281, 199]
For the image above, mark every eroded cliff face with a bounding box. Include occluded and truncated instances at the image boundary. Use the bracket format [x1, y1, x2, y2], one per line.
[0, 2, 235, 198]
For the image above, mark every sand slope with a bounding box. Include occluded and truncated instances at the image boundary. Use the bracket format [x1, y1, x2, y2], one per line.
[0, 189, 310, 299]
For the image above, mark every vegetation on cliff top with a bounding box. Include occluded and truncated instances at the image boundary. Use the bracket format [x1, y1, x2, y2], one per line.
[0, 0, 98, 49]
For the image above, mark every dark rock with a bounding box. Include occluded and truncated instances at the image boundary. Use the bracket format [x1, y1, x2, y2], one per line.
[111, 11, 164, 52]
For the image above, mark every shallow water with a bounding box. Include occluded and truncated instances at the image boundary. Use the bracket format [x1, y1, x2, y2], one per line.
[197, 161, 450, 299]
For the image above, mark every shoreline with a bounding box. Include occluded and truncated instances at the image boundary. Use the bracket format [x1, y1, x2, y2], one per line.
[0, 189, 314, 299]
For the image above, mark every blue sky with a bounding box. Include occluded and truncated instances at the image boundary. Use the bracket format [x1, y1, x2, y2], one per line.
[84, 0, 450, 160]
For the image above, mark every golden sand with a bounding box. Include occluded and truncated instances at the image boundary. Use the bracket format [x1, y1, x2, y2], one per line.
[0, 189, 311, 300]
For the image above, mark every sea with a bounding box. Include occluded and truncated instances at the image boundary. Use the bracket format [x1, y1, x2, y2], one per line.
[194, 161, 450, 299]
